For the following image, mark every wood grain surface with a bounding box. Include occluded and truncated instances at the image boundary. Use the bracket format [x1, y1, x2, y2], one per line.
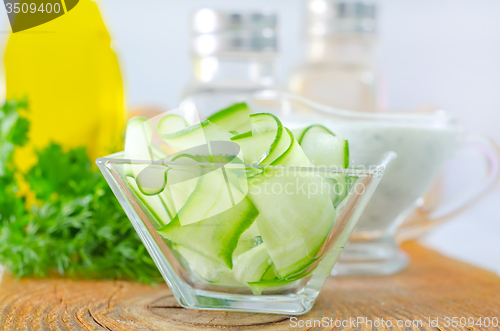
[1, 241, 499, 330]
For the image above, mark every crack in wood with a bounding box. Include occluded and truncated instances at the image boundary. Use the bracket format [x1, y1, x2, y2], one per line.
[75, 310, 93, 331]
[88, 309, 113, 331]
[107, 283, 124, 309]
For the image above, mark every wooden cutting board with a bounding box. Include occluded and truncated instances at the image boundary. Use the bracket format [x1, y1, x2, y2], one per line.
[1, 241, 499, 330]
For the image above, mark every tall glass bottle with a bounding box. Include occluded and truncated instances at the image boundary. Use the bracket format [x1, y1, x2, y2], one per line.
[4, 0, 125, 171]
[180, 9, 278, 118]
[289, 0, 380, 112]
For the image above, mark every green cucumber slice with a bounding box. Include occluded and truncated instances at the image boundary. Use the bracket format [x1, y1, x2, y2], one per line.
[174, 244, 227, 282]
[175, 245, 241, 285]
[134, 164, 167, 196]
[158, 117, 232, 153]
[166, 153, 248, 226]
[249, 172, 335, 278]
[157, 197, 258, 269]
[233, 244, 272, 285]
[297, 125, 349, 169]
[231, 113, 290, 165]
[125, 176, 170, 227]
[156, 114, 188, 135]
[124, 117, 154, 176]
[207, 102, 252, 134]
[296, 125, 350, 206]
[249, 113, 289, 165]
[124, 117, 168, 195]
[151, 144, 169, 160]
[158, 117, 247, 202]
[124, 117, 153, 162]
[248, 129, 336, 278]
[233, 234, 262, 257]
[231, 131, 270, 164]
[261, 264, 277, 280]
[162, 155, 202, 220]
[239, 221, 260, 241]
[175, 170, 227, 226]
[248, 259, 318, 295]
[158, 186, 177, 220]
[271, 128, 312, 166]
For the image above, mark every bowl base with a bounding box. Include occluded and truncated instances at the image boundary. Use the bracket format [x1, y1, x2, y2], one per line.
[178, 289, 316, 315]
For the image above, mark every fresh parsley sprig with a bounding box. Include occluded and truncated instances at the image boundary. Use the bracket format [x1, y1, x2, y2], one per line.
[0, 100, 162, 283]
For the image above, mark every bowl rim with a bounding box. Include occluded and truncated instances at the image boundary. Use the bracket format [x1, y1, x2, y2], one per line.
[96, 151, 396, 178]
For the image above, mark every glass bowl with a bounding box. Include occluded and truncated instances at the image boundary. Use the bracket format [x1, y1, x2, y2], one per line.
[97, 152, 392, 315]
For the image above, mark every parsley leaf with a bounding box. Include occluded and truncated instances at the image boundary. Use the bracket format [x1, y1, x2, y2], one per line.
[0, 100, 162, 283]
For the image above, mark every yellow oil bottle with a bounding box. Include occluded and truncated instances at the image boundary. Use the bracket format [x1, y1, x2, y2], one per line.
[4, 0, 125, 172]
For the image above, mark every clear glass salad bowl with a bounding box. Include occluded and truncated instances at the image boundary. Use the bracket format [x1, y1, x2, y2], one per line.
[97, 152, 393, 315]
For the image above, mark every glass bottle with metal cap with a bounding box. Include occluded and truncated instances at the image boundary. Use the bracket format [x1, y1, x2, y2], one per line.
[289, 0, 380, 112]
[180, 9, 278, 118]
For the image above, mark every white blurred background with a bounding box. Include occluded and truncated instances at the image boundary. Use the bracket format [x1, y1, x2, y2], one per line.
[3, 0, 500, 273]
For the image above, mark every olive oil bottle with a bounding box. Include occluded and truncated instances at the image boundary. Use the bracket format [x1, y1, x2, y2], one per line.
[4, 0, 125, 172]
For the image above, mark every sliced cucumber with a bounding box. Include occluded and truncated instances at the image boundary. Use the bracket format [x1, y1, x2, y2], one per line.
[162, 155, 202, 219]
[296, 125, 350, 206]
[126, 176, 170, 227]
[123, 117, 168, 195]
[271, 128, 312, 166]
[175, 169, 231, 226]
[261, 264, 277, 280]
[166, 152, 248, 226]
[249, 113, 291, 165]
[124, 116, 154, 162]
[207, 102, 252, 134]
[233, 234, 262, 257]
[157, 197, 258, 269]
[158, 117, 247, 198]
[250, 172, 335, 278]
[233, 244, 272, 285]
[158, 186, 177, 220]
[248, 259, 318, 295]
[239, 221, 260, 241]
[134, 164, 167, 196]
[231, 131, 269, 164]
[157, 114, 188, 134]
[248, 129, 336, 278]
[297, 125, 349, 169]
[158, 117, 232, 153]
[231, 113, 291, 165]
[124, 117, 154, 177]
[232, 114, 281, 164]
[151, 144, 169, 160]
[175, 245, 227, 282]
[138, 107, 352, 288]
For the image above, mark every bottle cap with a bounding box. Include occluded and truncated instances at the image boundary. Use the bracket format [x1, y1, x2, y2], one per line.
[191, 9, 278, 55]
[306, 0, 377, 35]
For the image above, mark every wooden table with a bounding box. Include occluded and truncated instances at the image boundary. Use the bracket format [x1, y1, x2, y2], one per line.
[1, 241, 499, 330]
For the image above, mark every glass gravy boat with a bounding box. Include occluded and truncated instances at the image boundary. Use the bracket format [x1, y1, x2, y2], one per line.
[246, 92, 500, 275]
